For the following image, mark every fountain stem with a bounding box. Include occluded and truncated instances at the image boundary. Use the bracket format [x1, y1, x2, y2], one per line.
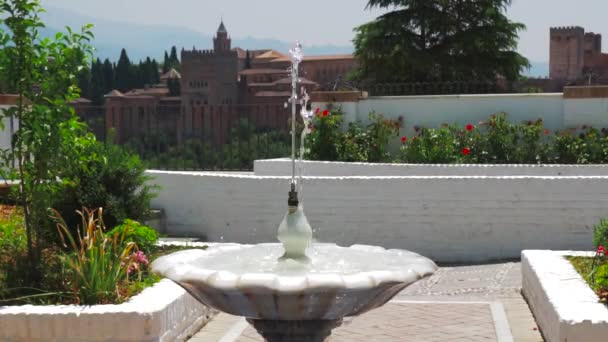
[288, 42, 302, 212]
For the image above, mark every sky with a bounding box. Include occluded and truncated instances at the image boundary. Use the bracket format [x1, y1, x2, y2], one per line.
[41, 0, 608, 62]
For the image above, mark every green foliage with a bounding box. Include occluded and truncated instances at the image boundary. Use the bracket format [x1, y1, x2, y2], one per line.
[353, 0, 529, 83]
[306, 109, 401, 163]
[51, 208, 141, 305]
[55, 138, 158, 231]
[594, 219, 608, 249]
[596, 264, 608, 290]
[136, 118, 290, 170]
[0, 0, 94, 283]
[108, 219, 158, 254]
[401, 125, 461, 163]
[306, 110, 344, 161]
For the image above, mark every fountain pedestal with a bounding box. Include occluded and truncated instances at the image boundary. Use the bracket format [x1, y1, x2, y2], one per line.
[247, 319, 342, 342]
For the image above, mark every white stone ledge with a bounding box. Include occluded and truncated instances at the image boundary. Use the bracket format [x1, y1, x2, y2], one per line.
[0, 279, 215, 342]
[254, 159, 608, 177]
[522, 250, 608, 342]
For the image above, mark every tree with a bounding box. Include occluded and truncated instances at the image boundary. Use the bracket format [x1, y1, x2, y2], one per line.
[169, 46, 179, 68]
[162, 51, 170, 73]
[353, 0, 529, 83]
[90, 58, 105, 104]
[115, 48, 132, 91]
[102, 58, 114, 92]
[0, 0, 93, 282]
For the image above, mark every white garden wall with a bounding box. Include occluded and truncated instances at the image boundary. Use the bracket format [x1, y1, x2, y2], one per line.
[522, 250, 608, 342]
[147, 170, 608, 263]
[0, 279, 214, 342]
[313, 92, 608, 134]
[254, 158, 608, 177]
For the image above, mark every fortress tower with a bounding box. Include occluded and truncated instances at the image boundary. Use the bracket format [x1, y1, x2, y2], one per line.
[180, 21, 239, 108]
[550, 26, 585, 81]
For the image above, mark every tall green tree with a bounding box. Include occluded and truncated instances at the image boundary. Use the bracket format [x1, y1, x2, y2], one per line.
[0, 0, 93, 282]
[102, 58, 114, 93]
[353, 0, 529, 83]
[162, 51, 170, 73]
[90, 58, 105, 104]
[115, 48, 132, 91]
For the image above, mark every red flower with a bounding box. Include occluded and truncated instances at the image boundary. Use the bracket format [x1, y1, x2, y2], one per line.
[322, 110, 329, 117]
[598, 245, 605, 255]
[401, 136, 407, 143]
[466, 124, 474, 131]
[462, 148, 471, 156]
[544, 129, 551, 135]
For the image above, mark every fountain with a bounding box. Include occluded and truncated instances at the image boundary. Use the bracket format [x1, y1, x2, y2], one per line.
[152, 43, 437, 342]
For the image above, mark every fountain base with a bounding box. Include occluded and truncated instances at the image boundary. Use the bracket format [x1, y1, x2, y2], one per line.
[247, 318, 343, 342]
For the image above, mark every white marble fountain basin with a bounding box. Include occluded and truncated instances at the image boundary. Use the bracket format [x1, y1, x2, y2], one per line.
[152, 243, 437, 320]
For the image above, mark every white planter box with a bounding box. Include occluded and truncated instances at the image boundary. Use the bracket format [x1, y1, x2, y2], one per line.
[522, 250, 608, 342]
[0, 279, 215, 342]
[254, 158, 608, 177]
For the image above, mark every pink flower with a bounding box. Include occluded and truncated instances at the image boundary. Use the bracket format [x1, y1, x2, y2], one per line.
[315, 108, 320, 114]
[544, 129, 551, 135]
[466, 124, 474, 131]
[598, 245, 605, 255]
[133, 251, 149, 266]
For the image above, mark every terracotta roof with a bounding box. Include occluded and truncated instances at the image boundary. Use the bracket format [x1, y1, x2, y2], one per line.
[125, 87, 170, 97]
[271, 54, 355, 63]
[247, 83, 276, 87]
[239, 68, 287, 75]
[273, 77, 317, 85]
[69, 97, 92, 104]
[161, 68, 181, 80]
[255, 91, 291, 97]
[105, 90, 124, 97]
[255, 50, 287, 60]
[234, 47, 246, 58]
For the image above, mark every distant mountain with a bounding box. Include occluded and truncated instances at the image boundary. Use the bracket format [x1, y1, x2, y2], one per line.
[524, 61, 549, 78]
[41, 6, 354, 62]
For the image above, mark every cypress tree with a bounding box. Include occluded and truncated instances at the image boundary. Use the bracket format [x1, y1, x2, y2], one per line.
[102, 58, 114, 93]
[162, 51, 170, 73]
[115, 48, 132, 91]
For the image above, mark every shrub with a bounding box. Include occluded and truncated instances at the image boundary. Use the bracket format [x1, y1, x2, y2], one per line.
[306, 109, 344, 161]
[51, 208, 143, 305]
[593, 218, 608, 248]
[55, 139, 158, 232]
[401, 125, 461, 163]
[108, 219, 158, 254]
[307, 110, 401, 163]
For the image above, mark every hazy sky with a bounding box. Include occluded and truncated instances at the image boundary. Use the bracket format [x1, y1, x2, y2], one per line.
[41, 0, 608, 62]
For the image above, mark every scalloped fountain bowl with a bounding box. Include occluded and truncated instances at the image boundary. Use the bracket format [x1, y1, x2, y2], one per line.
[152, 242, 437, 341]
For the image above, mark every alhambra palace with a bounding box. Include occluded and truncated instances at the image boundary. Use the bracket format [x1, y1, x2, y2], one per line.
[92, 21, 356, 143]
[82, 22, 608, 144]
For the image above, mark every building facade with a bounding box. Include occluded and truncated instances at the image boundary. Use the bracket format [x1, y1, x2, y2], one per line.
[550, 26, 608, 83]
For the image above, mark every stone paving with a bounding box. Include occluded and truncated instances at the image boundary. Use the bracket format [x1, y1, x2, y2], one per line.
[188, 262, 544, 342]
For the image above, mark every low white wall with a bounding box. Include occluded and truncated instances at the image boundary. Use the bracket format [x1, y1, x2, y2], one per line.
[147, 170, 608, 263]
[254, 158, 608, 177]
[0, 280, 214, 342]
[522, 250, 608, 342]
[314, 93, 608, 134]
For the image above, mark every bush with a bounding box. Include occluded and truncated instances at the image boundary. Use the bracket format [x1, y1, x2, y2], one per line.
[593, 218, 608, 248]
[306, 110, 401, 163]
[55, 139, 158, 231]
[108, 219, 158, 254]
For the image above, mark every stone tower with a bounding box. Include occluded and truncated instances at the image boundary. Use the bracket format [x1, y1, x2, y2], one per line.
[214, 21, 231, 52]
[550, 26, 585, 81]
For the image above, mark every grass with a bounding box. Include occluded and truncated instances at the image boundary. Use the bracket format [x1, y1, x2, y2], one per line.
[567, 256, 608, 302]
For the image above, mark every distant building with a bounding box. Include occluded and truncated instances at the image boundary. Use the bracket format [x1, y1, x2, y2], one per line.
[100, 20, 358, 144]
[550, 26, 608, 83]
